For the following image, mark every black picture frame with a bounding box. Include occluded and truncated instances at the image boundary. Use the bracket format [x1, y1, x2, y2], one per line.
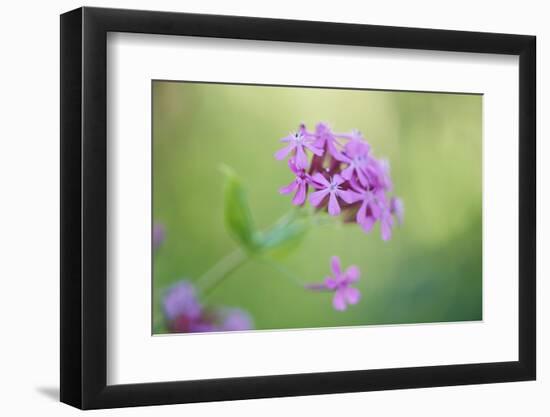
[60, 6, 536, 410]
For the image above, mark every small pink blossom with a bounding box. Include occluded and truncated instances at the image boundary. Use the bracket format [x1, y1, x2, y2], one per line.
[162, 280, 254, 333]
[369, 158, 393, 192]
[355, 188, 384, 233]
[279, 159, 310, 205]
[274, 129, 323, 170]
[306, 256, 361, 311]
[313, 122, 346, 161]
[309, 173, 357, 216]
[341, 139, 371, 187]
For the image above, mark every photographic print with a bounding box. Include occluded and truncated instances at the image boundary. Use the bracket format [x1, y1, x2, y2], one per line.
[152, 81, 482, 335]
[60, 9, 536, 407]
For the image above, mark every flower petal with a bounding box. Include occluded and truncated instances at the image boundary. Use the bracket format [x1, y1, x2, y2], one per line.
[279, 180, 298, 195]
[328, 192, 341, 216]
[344, 286, 361, 305]
[360, 216, 376, 233]
[356, 200, 368, 225]
[338, 189, 361, 204]
[332, 174, 345, 186]
[346, 265, 360, 282]
[332, 289, 347, 311]
[292, 182, 307, 205]
[310, 189, 330, 207]
[328, 140, 346, 161]
[274, 144, 294, 160]
[381, 217, 393, 241]
[304, 142, 324, 156]
[344, 138, 368, 158]
[295, 145, 309, 169]
[330, 256, 341, 276]
[287, 158, 300, 175]
[311, 172, 330, 187]
[391, 197, 405, 225]
[341, 165, 354, 181]
[219, 308, 253, 331]
[324, 276, 338, 290]
[370, 200, 382, 219]
[356, 166, 369, 187]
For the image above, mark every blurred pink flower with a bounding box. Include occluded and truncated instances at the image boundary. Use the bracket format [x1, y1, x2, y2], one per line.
[153, 222, 165, 251]
[162, 280, 254, 333]
[306, 256, 361, 311]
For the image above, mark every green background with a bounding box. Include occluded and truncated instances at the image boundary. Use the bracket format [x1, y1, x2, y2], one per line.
[153, 81, 482, 332]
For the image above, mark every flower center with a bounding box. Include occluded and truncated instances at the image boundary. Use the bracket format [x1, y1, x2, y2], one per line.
[363, 190, 374, 201]
[294, 133, 304, 144]
[353, 154, 368, 167]
[329, 181, 340, 192]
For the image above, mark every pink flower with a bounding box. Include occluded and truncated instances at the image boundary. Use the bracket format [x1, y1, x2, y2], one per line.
[274, 129, 323, 170]
[219, 308, 254, 331]
[341, 139, 371, 187]
[355, 188, 384, 233]
[309, 173, 357, 216]
[313, 122, 346, 161]
[162, 280, 254, 333]
[369, 158, 393, 192]
[163, 281, 202, 323]
[306, 256, 361, 311]
[279, 159, 310, 205]
[335, 128, 365, 142]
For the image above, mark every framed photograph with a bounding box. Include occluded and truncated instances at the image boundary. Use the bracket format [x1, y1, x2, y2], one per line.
[60, 6, 536, 409]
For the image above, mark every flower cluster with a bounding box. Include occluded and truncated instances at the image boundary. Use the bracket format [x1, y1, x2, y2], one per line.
[276, 122, 403, 240]
[163, 280, 253, 333]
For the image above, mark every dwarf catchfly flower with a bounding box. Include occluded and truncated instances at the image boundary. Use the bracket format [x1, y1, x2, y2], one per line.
[306, 256, 361, 311]
[279, 159, 311, 206]
[310, 173, 357, 216]
[275, 128, 323, 170]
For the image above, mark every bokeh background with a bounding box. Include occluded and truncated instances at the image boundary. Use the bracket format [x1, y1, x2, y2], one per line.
[152, 81, 482, 333]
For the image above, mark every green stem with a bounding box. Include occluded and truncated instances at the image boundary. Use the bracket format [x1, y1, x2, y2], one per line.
[195, 209, 335, 297]
[196, 248, 248, 296]
[257, 256, 306, 287]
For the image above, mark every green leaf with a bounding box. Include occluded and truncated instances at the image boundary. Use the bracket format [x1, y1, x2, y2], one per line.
[259, 211, 310, 258]
[220, 165, 259, 252]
